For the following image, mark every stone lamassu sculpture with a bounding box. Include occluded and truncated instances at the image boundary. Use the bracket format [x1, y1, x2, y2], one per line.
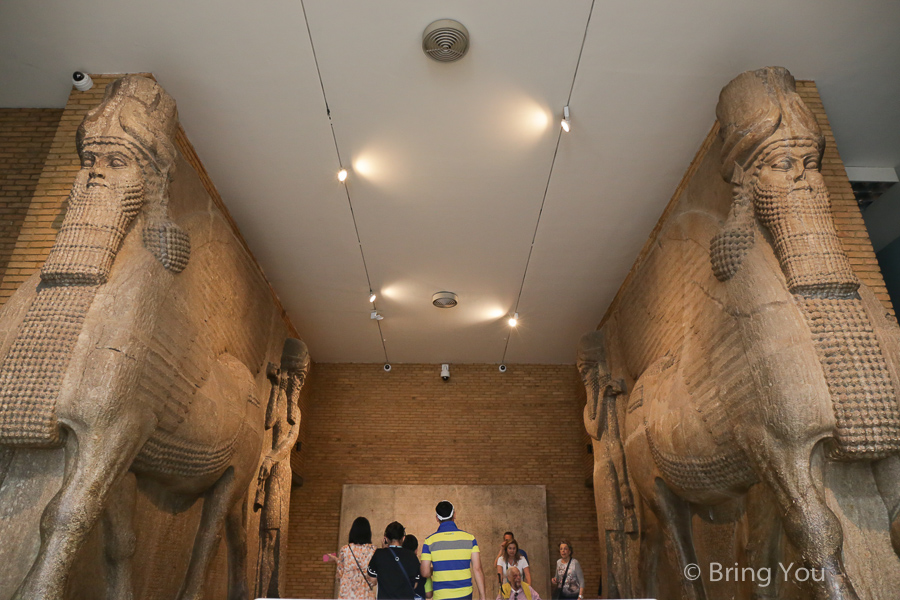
[0, 76, 296, 600]
[254, 338, 310, 599]
[589, 67, 900, 600]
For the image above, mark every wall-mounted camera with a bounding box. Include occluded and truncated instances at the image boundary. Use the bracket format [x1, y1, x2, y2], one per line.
[72, 71, 93, 92]
[441, 364, 450, 381]
[383, 364, 392, 372]
[499, 364, 507, 373]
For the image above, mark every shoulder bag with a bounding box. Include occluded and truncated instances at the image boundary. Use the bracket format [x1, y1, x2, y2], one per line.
[553, 559, 572, 600]
[349, 546, 375, 590]
[389, 547, 419, 599]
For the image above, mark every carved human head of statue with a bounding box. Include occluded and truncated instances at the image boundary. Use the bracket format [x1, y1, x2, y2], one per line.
[576, 331, 607, 387]
[282, 338, 311, 384]
[712, 67, 857, 296]
[41, 75, 188, 286]
[77, 75, 177, 175]
[280, 338, 310, 427]
[717, 66, 823, 185]
[577, 330, 609, 428]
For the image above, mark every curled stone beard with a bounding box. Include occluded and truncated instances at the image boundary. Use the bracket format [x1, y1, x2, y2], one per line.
[42, 176, 144, 285]
[754, 175, 900, 459]
[752, 176, 858, 297]
[0, 175, 144, 446]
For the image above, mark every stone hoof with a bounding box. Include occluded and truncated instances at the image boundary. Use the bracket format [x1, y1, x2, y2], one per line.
[227, 582, 250, 600]
[13, 579, 62, 600]
[817, 557, 860, 600]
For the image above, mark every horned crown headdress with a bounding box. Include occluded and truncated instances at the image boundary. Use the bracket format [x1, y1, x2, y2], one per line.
[716, 66, 823, 183]
[77, 75, 178, 174]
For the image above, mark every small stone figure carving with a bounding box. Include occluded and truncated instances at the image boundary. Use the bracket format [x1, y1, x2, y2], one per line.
[591, 67, 900, 600]
[254, 338, 310, 598]
[0, 76, 291, 600]
[576, 331, 635, 598]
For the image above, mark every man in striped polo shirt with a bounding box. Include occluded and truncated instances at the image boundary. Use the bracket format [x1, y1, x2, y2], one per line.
[420, 501, 486, 600]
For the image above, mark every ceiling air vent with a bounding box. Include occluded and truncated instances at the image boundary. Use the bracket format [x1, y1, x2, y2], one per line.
[422, 19, 469, 62]
[432, 291, 459, 308]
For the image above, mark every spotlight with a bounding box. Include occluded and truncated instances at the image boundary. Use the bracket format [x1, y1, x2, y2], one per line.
[338, 168, 348, 182]
[72, 71, 93, 92]
[561, 105, 571, 132]
[371, 311, 383, 321]
[369, 291, 377, 303]
[508, 312, 519, 327]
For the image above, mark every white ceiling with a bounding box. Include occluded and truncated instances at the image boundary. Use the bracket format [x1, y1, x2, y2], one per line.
[2, 0, 899, 364]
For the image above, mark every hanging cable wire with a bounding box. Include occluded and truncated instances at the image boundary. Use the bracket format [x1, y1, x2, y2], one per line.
[500, 0, 596, 365]
[300, 0, 389, 363]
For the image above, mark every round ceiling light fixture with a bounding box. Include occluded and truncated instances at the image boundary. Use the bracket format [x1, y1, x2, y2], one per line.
[422, 19, 470, 62]
[432, 291, 459, 308]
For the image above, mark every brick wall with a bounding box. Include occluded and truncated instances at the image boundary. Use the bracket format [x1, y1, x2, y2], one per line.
[286, 363, 600, 598]
[0, 108, 62, 297]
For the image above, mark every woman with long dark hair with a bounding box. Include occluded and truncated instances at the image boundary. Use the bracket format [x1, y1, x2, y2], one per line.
[333, 516, 377, 600]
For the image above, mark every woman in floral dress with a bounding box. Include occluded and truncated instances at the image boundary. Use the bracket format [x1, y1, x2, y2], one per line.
[336, 516, 377, 599]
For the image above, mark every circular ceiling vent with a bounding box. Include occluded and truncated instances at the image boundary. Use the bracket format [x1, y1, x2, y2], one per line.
[432, 291, 459, 308]
[422, 19, 470, 62]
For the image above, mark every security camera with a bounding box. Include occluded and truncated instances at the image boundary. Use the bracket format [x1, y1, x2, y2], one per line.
[441, 364, 450, 381]
[72, 71, 93, 92]
[383, 364, 392, 372]
[499, 364, 507, 373]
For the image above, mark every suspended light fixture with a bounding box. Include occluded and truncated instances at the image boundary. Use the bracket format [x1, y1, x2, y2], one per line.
[371, 311, 383, 321]
[561, 106, 571, 132]
[369, 291, 377, 303]
[338, 168, 348, 182]
[508, 312, 519, 327]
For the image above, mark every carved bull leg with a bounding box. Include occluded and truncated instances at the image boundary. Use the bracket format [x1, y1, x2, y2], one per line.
[177, 467, 239, 600]
[627, 427, 707, 600]
[103, 471, 138, 600]
[747, 440, 859, 600]
[13, 422, 152, 600]
[745, 483, 783, 600]
[605, 395, 637, 532]
[225, 494, 251, 600]
[651, 478, 706, 600]
[0, 446, 12, 490]
[873, 454, 900, 557]
[636, 522, 660, 600]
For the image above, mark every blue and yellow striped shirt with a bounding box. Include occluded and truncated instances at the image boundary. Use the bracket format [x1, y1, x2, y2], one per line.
[422, 521, 480, 600]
